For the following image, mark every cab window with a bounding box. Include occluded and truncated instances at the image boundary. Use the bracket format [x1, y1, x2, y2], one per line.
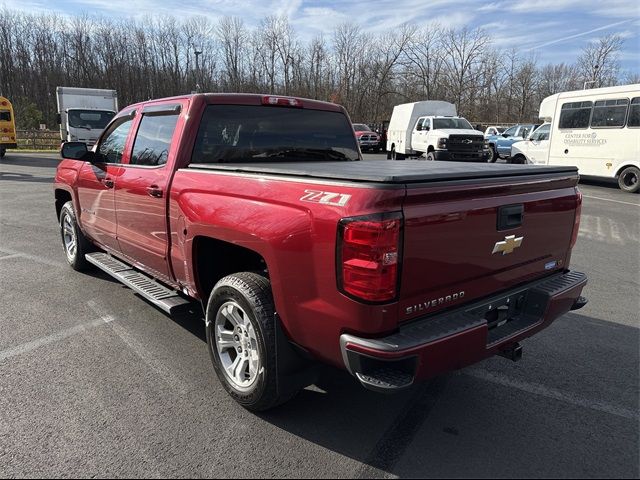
[503, 125, 518, 137]
[130, 113, 179, 166]
[96, 117, 134, 164]
[415, 118, 425, 130]
[530, 124, 550, 141]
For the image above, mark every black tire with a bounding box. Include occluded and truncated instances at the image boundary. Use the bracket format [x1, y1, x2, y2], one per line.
[59, 201, 93, 271]
[426, 152, 436, 161]
[205, 272, 299, 411]
[0, 147, 5, 159]
[488, 145, 498, 163]
[510, 154, 526, 165]
[373, 147, 380, 153]
[618, 166, 640, 193]
[391, 146, 405, 160]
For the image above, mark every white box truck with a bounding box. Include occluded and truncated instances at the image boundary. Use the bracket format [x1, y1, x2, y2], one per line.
[510, 83, 640, 193]
[386, 101, 488, 161]
[56, 87, 118, 146]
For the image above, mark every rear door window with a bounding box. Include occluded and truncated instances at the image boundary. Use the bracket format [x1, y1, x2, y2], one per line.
[130, 112, 180, 166]
[191, 105, 360, 163]
[0, 110, 11, 122]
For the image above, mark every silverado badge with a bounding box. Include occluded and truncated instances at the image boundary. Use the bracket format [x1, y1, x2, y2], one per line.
[492, 235, 523, 255]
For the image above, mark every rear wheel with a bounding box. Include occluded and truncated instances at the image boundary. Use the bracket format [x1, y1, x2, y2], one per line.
[391, 146, 405, 160]
[59, 201, 93, 271]
[206, 272, 300, 411]
[618, 166, 640, 193]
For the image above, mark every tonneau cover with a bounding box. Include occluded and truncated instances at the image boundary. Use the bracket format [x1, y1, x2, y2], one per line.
[188, 160, 577, 184]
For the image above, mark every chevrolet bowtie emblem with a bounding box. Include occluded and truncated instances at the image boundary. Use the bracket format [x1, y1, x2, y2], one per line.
[492, 235, 523, 255]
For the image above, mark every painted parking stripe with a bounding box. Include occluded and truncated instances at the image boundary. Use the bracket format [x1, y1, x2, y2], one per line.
[583, 195, 640, 207]
[0, 315, 115, 363]
[465, 368, 638, 421]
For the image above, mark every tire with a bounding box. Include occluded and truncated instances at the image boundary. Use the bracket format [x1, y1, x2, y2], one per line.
[0, 147, 5, 159]
[489, 145, 498, 163]
[426, 152, 436, 161]
[618, 166, 640, 193]
[511, 154, 526, 165]
[391, 146, 405, 160]
[59, 201, 93, 271]
[205, 272, 299, 411]
[373, 147, 380, 153]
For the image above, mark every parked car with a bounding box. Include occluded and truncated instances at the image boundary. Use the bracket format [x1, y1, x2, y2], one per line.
[353, 123, 381, 152]
[54, 93, 587, 411]
[484, 126, 506, 137]
[386, 101, 489, 161]
[486, 124, 540, 162]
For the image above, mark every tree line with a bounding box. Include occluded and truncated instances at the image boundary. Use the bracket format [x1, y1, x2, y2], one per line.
[0, 7, 634, 130]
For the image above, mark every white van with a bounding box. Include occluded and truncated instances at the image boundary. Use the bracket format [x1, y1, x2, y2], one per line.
[511, 84, 640, 193]
[386, 101, 488, 161]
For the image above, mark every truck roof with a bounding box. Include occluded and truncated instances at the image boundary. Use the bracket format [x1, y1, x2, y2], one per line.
[126, 93, 344, 113]
[189, 160, 577, 184]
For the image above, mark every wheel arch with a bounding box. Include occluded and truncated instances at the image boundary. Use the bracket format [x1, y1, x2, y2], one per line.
[54, 188, 73, 220]
[193, 236, 268, 304]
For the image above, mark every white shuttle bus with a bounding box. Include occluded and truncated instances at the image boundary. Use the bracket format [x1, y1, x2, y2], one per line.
[511, 84, 640, 193]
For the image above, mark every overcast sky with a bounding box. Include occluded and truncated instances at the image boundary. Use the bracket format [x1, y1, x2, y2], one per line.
[4, 0, 640, 74]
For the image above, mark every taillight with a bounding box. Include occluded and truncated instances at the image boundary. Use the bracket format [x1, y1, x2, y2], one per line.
[262, 96, 302, 108]
[337, 212, 402, 303]
[570, 189, 582, 249]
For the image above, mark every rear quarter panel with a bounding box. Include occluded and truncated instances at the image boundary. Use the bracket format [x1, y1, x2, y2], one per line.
[169, 169, 405, 366]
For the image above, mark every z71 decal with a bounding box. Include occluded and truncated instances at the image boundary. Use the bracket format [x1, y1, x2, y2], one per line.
[300, 190, 351, 207]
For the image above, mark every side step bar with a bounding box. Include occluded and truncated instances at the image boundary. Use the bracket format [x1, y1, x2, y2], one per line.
[85, 252, 193, 315]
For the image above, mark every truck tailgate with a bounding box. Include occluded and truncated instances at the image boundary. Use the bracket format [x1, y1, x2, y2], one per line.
[399, 172, 580, 322]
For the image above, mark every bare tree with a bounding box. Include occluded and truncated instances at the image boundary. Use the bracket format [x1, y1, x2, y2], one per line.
[577, 33, 623, 88]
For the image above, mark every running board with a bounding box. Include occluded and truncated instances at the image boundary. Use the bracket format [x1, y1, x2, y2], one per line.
[85, 252, 192, 315]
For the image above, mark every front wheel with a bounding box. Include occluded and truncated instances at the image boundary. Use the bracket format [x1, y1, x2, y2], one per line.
[618, 166, 640, 193]
[59, 201, 93, 271]
[206, 272, 300, 411]
[510, 154, 526, 165]
[488, 145, 498, 163]
[426, 152, 436, 161]
[0, 147, 5, 159]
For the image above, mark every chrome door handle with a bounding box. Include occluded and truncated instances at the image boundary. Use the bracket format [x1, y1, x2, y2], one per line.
[146, 185, 163, 198]
[102, 178, 114, 188]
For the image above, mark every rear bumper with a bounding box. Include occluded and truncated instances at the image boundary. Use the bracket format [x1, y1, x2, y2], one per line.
[340, 270, 587, 392]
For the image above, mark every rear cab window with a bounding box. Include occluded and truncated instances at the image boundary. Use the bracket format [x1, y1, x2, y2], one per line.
[130, 108, 180, 167]
[191, 105, 360, 163]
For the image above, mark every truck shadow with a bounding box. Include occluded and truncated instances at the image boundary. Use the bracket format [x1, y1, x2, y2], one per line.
[249, 311, 638, 478]
[0, 171, 53, 183]
[0, 155, 59, 168]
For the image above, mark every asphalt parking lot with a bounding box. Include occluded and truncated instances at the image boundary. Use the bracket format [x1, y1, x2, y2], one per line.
[1, 152, 638, 478]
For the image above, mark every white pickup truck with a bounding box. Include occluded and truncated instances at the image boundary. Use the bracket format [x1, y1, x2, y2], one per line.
[387, 101, 489, 161]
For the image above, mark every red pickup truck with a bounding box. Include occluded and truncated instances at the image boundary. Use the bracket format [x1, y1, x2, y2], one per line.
[54, 93, 587, 411]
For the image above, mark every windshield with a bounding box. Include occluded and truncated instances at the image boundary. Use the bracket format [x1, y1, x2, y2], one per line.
[68, 109, 115, 130]
[353, 124, 371, 132]
[433, 118, 473, 130]
[192, 105, 360, 163]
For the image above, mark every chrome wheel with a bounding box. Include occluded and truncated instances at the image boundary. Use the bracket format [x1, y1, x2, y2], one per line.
[214, 301, 261, 391]
[62, 213, 77, 261]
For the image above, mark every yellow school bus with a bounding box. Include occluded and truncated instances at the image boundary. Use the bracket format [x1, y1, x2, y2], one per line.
[0, 96, 17, 158]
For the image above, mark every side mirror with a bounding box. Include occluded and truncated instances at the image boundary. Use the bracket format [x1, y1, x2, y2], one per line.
[423, 126, 430, 131]
[61, 141, 93, 161]
[416, 124, 423, 131]
[502, 133, 509, 138]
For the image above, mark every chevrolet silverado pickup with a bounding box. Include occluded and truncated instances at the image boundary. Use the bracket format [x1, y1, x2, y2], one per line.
[54, 93, 588, 411]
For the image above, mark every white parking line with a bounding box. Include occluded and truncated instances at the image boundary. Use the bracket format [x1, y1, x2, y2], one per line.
[465, 368, 638, 421]
[0, 315, 115, 363]
[0, 248, 65, 268]
[583, 195, 640, 207]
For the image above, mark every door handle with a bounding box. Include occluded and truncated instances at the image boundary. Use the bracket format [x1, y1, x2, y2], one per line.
[146, 185, 163, 198]
[102, 178, 114, 188]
